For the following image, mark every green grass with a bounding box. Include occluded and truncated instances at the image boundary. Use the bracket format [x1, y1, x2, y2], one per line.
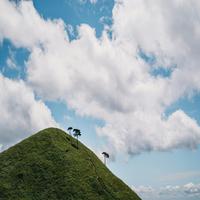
[0, 128, 141, 200]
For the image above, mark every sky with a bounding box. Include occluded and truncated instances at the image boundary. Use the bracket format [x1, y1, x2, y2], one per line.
[0, 0, 200, 199]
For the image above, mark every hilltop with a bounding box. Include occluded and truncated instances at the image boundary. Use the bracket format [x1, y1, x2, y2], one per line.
[0, 128, 141, 200]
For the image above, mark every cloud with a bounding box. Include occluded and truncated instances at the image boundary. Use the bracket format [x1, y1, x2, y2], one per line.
[6, 57, 17, 69]
[6, 48, 17, 70]
[89, 0, 97, 4]
[183, 183, 200, 195]
[133, 185, 155, 194]
[66, 24, 75, 38]
[112, 0, 200, 96]
[133, 183, 200, 200]
[0, 74, 57, 150]
[0, 0, 67, 49]
[1, 0, 200, 155]
[78, 0, 97, 4]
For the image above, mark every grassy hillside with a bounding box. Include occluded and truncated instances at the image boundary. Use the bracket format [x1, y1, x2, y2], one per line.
[0, 128, 141, 200]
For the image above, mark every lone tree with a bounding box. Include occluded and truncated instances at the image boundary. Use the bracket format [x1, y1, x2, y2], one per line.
[73, 129, 81, 148]
[102, 152, 109, 166]
[67, 127, 73, 136]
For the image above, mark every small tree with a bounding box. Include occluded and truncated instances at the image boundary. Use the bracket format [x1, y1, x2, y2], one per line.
[73, 129, 81, 149]
[67, 127, 73, 136]
[102, 152, 109, 166]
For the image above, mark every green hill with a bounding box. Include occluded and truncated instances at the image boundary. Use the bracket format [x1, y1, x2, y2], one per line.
[0, 128, 141, 200]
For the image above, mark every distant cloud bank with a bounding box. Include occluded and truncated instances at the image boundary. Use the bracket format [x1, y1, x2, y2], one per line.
[133, 182, 200, 200]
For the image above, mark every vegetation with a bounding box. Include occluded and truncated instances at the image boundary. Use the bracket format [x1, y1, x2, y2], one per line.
[0, 128, 141, 200]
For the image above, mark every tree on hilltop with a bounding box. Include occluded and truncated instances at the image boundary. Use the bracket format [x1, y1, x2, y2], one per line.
[67, 127, 73, 136]
[102, 152, 109, 166]
[73, 129, 81, 149]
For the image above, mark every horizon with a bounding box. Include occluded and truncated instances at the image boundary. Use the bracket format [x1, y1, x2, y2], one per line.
[0, 0, 200, 200]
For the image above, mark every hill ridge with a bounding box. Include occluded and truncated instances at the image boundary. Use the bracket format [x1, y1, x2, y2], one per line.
[0, 127, 141, 200]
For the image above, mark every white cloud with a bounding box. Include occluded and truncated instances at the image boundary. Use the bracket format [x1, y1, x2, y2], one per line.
[133, 183, 200, 200]
[1, 0, 200, 155]
[78, 0, 97, 4]
[112, 0, 200, 96]
[0, 74, 57, 150]
[133, 185, 155, 194]
[6, 48, 16, 69]
[89, 0, 97, 4]
[0, 0, 67, 49]
[183, 183, 200, 195]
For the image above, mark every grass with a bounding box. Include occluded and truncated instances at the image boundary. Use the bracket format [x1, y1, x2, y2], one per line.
[0, 128, 141, 200]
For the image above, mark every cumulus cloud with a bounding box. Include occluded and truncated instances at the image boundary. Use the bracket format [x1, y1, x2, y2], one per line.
[184, 183, 200, 195]
[0, 74, 57, 150]
[133, 183, 200, 200]
[1, 0, 200, 155]
[0, 0, 67, 49]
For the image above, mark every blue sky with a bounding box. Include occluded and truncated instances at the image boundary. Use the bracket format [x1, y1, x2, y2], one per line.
[1, 1, 200, 199]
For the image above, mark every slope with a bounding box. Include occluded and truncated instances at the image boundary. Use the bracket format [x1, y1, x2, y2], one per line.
[0, 128, 141, 200]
